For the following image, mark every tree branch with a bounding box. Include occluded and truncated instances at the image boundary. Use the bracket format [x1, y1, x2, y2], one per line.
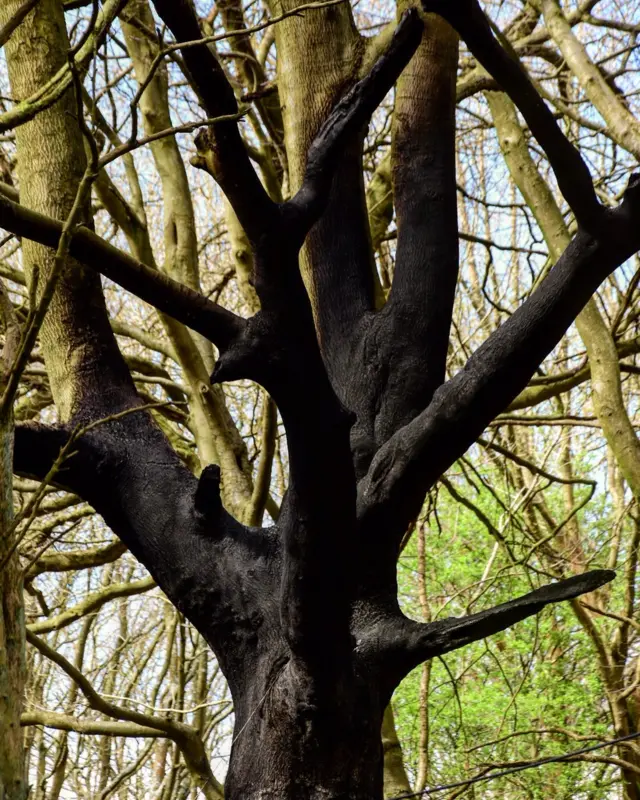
[0, 0, 127, 134]
[26, 629, 224, 799]
[21, 710, 162, 738]
[0, 0, 39, 47]
[423, 0, 602, 232]
[27, 576, 155, 634]
[373, 570, 614, 682]
[0, 192, 243, 349]
[201, 19, 425, 673]
[26, 539, 126, 578]
[536, 0, 640, 160]
[13, 417, 283, 709]
[372, 13, 459, 444]
[151, 0, 275, 244]
[358, 174, 640, 548]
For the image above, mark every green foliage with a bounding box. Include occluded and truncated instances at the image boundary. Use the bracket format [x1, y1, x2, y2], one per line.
[392, 445, 631, 799]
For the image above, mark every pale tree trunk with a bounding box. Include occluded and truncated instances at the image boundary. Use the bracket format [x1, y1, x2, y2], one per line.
[381, 705, 412, 798]
[0, 0, 133, 420]
[0, 276, 26, 797]
[118, 0, 257, 519]
[0, 1, 139, 792]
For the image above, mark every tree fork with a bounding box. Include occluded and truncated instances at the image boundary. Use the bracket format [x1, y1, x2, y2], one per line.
[3, 1, 640, 797]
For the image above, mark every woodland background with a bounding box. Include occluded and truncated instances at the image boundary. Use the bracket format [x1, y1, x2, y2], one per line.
[1, 0, 640, 797]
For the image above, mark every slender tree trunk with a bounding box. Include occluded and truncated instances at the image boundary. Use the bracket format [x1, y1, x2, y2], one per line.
[0, 0, 136, 789]
[0, 413, 27, 799]
[0, 0, 134, 420]
[382, 705, 412, 798]
[0, 280, 26, 798]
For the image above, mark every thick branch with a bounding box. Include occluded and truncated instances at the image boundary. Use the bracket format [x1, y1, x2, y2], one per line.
[0, 192, 243, 349]
[202, 20, 434, 664]
[13, 417, 284, 716]
[358, 175, 640, 547]
[151, 0, 275, 244]
[509, 334, 640, 410]
[374, 570, 614, 681]
[423, 0, 602, 232]
[373, 12, 459, 443]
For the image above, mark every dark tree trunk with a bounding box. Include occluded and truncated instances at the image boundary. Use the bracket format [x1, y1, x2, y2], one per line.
[223, 662, 385, 799]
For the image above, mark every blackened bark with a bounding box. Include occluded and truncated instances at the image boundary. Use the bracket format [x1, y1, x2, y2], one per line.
[373, 13, 459, 442]
[5, 0, 640, 797]
[14, 415, 612, 799]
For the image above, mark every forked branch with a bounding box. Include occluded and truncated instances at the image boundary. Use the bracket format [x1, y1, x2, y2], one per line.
[358, 175, 640, 546]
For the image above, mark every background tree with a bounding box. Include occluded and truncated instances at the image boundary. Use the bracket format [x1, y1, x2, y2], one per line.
[0, 0, 640, 798]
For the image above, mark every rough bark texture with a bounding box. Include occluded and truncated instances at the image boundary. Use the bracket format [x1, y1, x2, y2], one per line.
[1, 0, 639, 797]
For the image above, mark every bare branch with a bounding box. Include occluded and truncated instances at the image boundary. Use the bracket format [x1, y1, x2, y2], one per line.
[376, 570, 615, 680]
[21, 710, 162, 738]
[0, 0, 127, 134]
[26, 539, 126, 578]
[423, 0, 602, 232]
[26, 630, 224, 799]
[151, 0, 275, 244]
[358, 174, 640, 545]
[27, 576, 155, 634]
[0, 192, 243, 349]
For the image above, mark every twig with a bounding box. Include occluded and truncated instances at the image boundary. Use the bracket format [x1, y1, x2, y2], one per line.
[99, 110, 248, 167]
[389, 730, 640, 797]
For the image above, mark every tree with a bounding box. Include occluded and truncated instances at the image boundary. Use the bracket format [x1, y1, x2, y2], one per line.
[0, 0, 639, 797]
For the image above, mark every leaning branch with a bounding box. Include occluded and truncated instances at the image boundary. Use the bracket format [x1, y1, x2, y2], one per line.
[26, 539, 126, 578]
[0, 0, 127, 134]
[0, 0, 39, 48]
[423, 0, 602, 232]
[151, 0, 275, 244]
[358, 175, 640, 544]
[0, 192, 243, 349]
[27, 576, 155, 634]
[386, 570, 614, 679]
[21, 710, 162, 738]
